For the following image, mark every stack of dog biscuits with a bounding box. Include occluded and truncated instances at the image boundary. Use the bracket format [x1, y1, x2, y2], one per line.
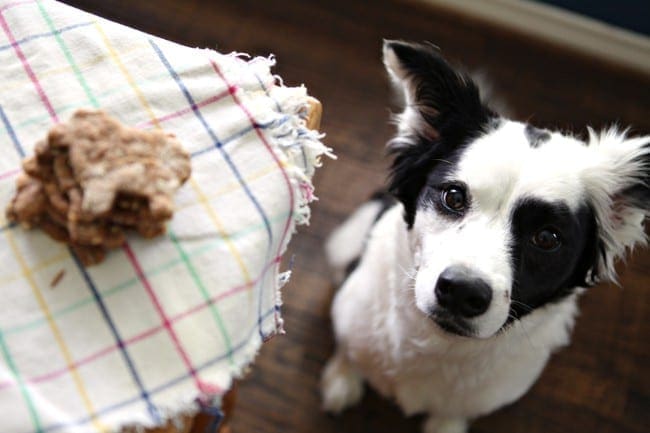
[6, 109, 191, 265]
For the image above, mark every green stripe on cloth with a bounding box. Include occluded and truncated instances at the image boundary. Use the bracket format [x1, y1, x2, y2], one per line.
[37, 0, 99, 108]
[0, 332, 43, 432]
[169, 230, 235, 365]
[10, 72, 170, 132]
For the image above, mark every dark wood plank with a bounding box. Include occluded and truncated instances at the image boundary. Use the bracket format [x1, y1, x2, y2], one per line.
[62, 1, 650, 432]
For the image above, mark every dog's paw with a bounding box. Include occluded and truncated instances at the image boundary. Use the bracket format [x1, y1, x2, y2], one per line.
[321, 353, 364, 413]
[423, 417, 468, 433]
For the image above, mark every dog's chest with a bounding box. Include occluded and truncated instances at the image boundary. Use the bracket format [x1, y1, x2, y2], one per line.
[343, 292, 574, 418]
[340, 290, 577, 418]
[384, 338, 550, 417]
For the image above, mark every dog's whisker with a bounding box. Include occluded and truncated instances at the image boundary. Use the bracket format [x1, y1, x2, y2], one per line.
[510, 299, 533, 310]
[506, 313, 537, 351]
[398, 264, 417, 281]
[431, 158, 453, 166]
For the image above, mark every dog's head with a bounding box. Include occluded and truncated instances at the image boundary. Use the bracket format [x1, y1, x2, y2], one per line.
[384, 40, 650, 338]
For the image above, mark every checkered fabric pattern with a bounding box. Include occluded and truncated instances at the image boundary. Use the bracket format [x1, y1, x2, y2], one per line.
[0, 1, 331, 432]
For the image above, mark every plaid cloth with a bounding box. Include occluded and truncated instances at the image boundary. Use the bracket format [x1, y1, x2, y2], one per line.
[0, 1, 331, 432]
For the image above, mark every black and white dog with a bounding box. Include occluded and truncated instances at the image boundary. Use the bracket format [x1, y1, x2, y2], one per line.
[321, 40, 650, 433]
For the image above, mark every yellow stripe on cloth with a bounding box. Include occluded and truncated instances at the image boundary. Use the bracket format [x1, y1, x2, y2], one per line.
[0, 248, 68, 287]
[93, 22, 161, 128]
[5, 231, 108, 433]
[94, 21, 253, 284]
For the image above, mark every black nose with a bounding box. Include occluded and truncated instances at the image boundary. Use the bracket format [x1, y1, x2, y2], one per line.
[434, 266, 492, 317]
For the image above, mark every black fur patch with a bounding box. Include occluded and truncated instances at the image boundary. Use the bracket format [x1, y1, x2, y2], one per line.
[344, 257, 361, 278]
[508, 198, 599, 321]
[524, 124, 551, 148]
[385, 41, 497, 228]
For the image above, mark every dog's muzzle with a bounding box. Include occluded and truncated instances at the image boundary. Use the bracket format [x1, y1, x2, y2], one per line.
[430, 266, 492, 336]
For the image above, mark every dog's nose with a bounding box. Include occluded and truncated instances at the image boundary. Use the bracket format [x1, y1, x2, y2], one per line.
[434, 266, 492, 317]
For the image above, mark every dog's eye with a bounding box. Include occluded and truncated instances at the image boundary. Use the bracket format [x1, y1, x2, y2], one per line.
[441, 186, 466, 212]
[531, 227, 562, 251]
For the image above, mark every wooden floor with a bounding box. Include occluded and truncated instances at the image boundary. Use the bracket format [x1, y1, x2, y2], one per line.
[64, 1, 650, 432]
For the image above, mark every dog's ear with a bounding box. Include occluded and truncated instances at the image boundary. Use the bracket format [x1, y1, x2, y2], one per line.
[584, 128, 650, 282]
[383, 40, 495, 148]
[382, 40, 496, 227]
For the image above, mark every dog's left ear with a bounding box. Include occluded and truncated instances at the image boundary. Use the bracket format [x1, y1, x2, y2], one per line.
[382, 40, 496, 227]
[585, 128, 650, 282]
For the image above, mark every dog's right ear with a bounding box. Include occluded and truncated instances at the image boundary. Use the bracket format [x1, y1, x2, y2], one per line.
[383, 40, 495, 150]
[383, 40, 496, 227]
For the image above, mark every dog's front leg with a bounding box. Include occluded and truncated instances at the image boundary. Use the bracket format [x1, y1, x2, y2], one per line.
[321, 349, 364, 413]
[423, 416, 468, 433]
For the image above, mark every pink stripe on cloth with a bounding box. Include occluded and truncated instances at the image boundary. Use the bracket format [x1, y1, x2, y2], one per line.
[0, 6, 59, 122]
[0, 0, 33, 13]
[0, 167, 20, 181]
[135, 88, 231, 129]
[122, 243, 206, 392]
[210, 59, 295, 328]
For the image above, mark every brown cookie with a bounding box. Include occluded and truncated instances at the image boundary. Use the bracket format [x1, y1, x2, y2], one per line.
[6, 109, 191, 266]
[6, 175, 47, 228]
[59, 110, 191, 219]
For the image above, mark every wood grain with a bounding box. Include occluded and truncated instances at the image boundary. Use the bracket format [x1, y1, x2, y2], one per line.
[62, 1, 650, 432]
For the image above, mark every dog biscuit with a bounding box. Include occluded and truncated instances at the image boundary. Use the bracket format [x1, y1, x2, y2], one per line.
[6, 109, 191, 265]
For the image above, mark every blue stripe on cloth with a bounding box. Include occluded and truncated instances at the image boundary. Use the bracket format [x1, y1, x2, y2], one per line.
[199, 404, 223, 433]
[1, 105, 24, 235]
[149, 40, 276, 340]
[0, 21, 93, 54]
[191, 124, 255, 158]
[148, 40, 273, 248]
[251, 71, 310, 170]
[0, 105, 24, 157]
[42, 307, 277, 433]
[70, 251, 162, 424]
[190, 117, 282, 158]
